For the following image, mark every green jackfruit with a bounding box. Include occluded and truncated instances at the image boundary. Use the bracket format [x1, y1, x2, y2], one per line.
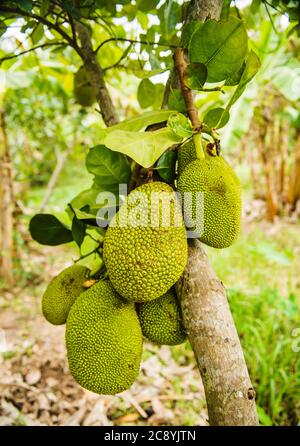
[177, 156, 241, 248]
[137, 288, 186, 345]
[74, 67, 97, 107]
[66, 280, 143, 395]
[42, 265, 90, 325]
[177, 140, 197, 176]
[103, 182, 188, 302]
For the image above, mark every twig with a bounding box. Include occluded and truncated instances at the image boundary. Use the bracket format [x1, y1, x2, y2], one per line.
[263, 0, 285, 15]
[67, 12, 77, 46]
[120, 391, 148, 419]
[103, 44, 132, 72]
[264, 2, 278, 34]
[0, 6, 83, 57]
[0, 42, 66, 63]
[95, 37, 177, 54]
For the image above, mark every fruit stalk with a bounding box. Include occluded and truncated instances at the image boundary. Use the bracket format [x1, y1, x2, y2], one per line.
[173, 48, 205, 160]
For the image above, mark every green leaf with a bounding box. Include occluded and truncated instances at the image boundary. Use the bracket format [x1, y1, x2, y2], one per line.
[70, 188, 102, 213]
[167, 113, 193, 138]
[0, 23, 7, 37]
[98, 110, 175, 136]
[184, 63, 208, 90]
[225, 62, 245, 86]
[103, 127, 182, 168]
[72, 217, 86, 247]
[152, 83, 165, 109]
[159, 0, 181, 39]
[71, 208, 100, 226]
[250, 0, 262, 14]
[137, 0, 159, 12]
[203, 107, 230, 129]
[227, 50, 261, 109]
[168, 89, 186, 112]
[31, 23, 44, 45]
[182, 21, 203, 48]
[29, 214, 73, 246]
[156, 151, 177, 182]
[71, 206, 115, 228]
[257, 405, 273, 426]
[11, 0, 32, 12]
[137, 79, 156, 108]
[189, 16, 248, 83]
[92, 178, 120, 196]
[86, 145, 131, 186]
[40, 0, 50, 16]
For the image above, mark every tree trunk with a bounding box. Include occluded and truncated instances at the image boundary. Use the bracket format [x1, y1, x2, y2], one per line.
[176, 241, 258, 425]
[177, 0, 259, 426]
[0, 109, 14, 286]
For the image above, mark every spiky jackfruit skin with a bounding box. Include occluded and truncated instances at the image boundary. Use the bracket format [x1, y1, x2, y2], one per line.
[42, 265, 90, 325]
[177, 156, 241, 248]
[177, 140, 197, 176]
[137, 288, 186, 345]
[103, 182, 188, 302]
[66, 280, 143, 395]
[74, 67, 97, 107]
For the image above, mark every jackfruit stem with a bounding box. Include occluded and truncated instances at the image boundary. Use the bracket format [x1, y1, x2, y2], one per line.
[193, 133, 205, 160]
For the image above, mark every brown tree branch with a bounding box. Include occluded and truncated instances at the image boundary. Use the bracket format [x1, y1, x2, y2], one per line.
[0, 6, 83, 57]
[173, 47, 201, 130]
[94, 37, 177, 54]
[0, 42, 66, 64]
[75, 21, 119, 127]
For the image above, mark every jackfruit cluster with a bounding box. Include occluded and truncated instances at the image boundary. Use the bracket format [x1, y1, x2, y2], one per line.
[103, 182, 188, 302]
[74, 66, 97, 107]
[42, 265, 90, 325]
[40, 135, 242, 396]
[66, 280, 143, 395]
[137, 288, 186, 345]
[177, 155, 242, 248]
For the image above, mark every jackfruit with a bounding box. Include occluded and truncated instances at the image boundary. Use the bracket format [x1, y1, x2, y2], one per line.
[66, 280, 143, 395]
[103, 182, 188, 302]
[74, 66, 97, 107]
[42, 265, 90, 325]
[137, 288, 186, 345]
[177, 140, 197, 176]
[177, 156, 241, 248]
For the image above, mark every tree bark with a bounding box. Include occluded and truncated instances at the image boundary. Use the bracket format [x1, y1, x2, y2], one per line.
[75, 22, 119, 127]
[176, 241, 258, 425]
[176, 0, 259, 425]
[0, 109, 14, 285]
[185, 0, 223, 21]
